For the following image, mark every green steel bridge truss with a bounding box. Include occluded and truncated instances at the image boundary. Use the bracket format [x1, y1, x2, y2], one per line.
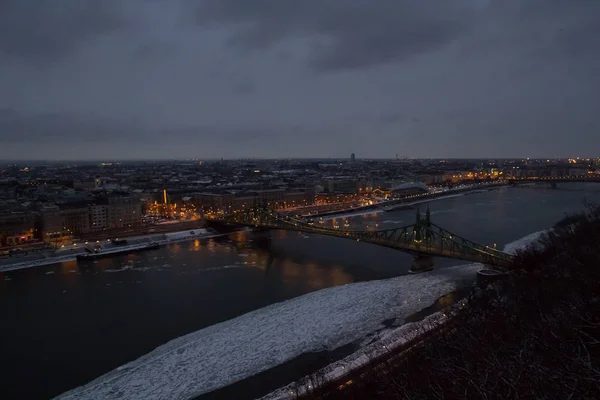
[210, 208, 514, 267]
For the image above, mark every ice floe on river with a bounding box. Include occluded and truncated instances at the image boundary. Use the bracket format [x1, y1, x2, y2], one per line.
[56, 231, 545, 400]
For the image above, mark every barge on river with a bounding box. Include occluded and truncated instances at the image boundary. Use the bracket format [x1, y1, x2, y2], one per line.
[77, 241, 159, 260]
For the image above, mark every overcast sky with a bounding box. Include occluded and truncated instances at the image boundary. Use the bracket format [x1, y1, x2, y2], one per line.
[0, 0, 599, 160]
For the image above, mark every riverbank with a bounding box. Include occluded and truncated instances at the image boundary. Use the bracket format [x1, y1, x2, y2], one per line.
[0, 229, 231, 273]
[198, 287, 473, 400]
[260, 230, 544, 400]
[306, 183, 505, 220]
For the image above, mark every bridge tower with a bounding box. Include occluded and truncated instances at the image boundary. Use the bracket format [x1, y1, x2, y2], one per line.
[415, 208, 421, 241]
[425, 205, 431, 241]
[410, 206, 434, 273]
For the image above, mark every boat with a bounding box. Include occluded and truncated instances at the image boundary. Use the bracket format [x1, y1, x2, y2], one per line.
[77, 242, 160, 260]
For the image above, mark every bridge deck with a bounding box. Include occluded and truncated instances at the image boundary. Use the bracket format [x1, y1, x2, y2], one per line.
[209, 209, 514, 267]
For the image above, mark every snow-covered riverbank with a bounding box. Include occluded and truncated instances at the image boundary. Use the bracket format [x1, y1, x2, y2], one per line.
[0, 230, 228, 273]
[262, 229, 547, 399]
[56, 230, 544, 400]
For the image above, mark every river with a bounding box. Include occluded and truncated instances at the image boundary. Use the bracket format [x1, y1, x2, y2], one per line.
[1, 183, 599, 399]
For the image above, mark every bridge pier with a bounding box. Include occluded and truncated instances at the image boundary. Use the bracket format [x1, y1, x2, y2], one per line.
[549, 181, 557, 189]
[212, 209, 515, 271]
[477, 267, 509, 287]
[409, 255, 434, 273]
[476, 268, 511, 300]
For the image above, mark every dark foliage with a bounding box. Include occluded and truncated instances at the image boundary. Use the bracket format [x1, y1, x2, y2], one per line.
[316, 205, 600, 399]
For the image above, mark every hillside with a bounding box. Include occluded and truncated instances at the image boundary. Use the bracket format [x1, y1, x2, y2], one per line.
[315, 204, 600, 399]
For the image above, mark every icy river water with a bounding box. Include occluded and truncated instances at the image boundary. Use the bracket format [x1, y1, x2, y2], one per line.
[1, 183, 600, 399]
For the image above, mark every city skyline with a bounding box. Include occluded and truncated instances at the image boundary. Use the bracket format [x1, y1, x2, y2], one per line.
[1, 156, 600, 164]
[1, 0, 599, 160]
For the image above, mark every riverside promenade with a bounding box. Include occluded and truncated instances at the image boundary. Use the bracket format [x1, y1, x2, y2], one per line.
[0, 225, 228, 273]
[290, 182, 506, 219]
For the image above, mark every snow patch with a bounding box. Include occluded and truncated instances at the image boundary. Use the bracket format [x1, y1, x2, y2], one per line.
[56, 267, 479, 400]
[430, 208, 457, 216]
[104, 266, 132, 273]
[503, 230, 546, 255]
[163, 229, 208, 240]
[262, 232, 549, 399]
[199, 264, 249, 272]
[320, 209, 381, 221]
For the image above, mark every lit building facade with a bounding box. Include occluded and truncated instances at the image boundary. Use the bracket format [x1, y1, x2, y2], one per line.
[108, 196, 142, 229]
[0, 211, 37, 247]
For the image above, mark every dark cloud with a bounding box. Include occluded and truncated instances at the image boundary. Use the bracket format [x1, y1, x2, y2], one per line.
[0, 0, 125, 63]
[0, 109, 136, 143]
[378, 112, 405, 125]
[196, 0, 480, 71]
[133, 41, 177, 61]
[162, 125, 277, 142]
[231, 80, 256, 95]
[0, 0, 599, 159]
[0, 109, 277, 146]
[489, 0, 600, 62]
[552, 17, 600, 61]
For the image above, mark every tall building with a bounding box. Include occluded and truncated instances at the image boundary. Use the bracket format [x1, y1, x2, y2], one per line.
[39, 205, 64, 243]
[108, 196, 142, 229]
[60, 205, 90, 236]
[89, 202, 109, 231]
[350, 153, 356, 163]
[39, 203, 90, 243]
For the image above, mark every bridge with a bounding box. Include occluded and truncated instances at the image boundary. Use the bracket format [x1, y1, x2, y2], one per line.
[508, 176, 600, 188]
[207, 207, 514, 272]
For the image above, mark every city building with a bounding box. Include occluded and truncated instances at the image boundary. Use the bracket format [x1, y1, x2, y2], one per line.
[2, 157, 597, 248]
[194, 188, 315, 213]
[39, 205, 69, 244]
[89, 202, 109, 231]
[389, 182, 429, 198]
[108, 196, 142, 229]
[0, 211, 37, 247]
[59, 203, 91, 236]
